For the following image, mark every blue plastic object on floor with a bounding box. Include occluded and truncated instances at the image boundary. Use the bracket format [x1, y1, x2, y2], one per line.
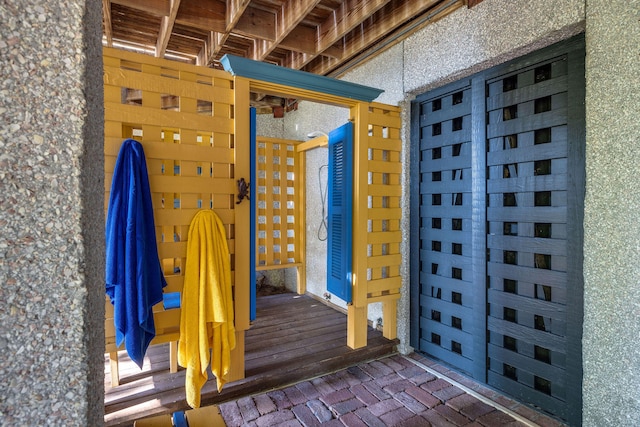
[163, 292, 181, 310]
[172, 411, 188, 427]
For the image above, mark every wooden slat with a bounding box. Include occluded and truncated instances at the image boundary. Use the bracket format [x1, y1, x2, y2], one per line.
[487, 235, 567, 256]
[487, 141, 568, 166]
[105, 103, 234, 134]
[487, 289, 566, 321]
[486, 75, 569, 112]
[487, 262, 567, 288]
[103, 0, 113, 47]
[487, 108, 568, 139]
[104, 47, 231, 79]
[487, 206, 566, 223]
[487, 174, 568, 195]
[487, 317, 565, 353]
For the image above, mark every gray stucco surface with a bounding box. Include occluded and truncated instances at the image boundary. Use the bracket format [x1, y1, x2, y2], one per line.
[582, 1, 640, 425]
[402, 0, 585, 98]
[0, 0, 104, 425]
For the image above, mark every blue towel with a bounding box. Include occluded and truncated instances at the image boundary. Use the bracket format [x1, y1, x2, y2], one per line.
[105, 138, 167, 368]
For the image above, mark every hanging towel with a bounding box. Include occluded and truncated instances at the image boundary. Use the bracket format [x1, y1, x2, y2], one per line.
[105, 138, 167, 369]
[178, 210, 236, 408]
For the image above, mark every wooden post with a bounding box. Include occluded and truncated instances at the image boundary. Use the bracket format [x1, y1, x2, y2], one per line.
[297, 149, 307, 295]
[347, 103, 370, 349]
[230, 76, 251, 382]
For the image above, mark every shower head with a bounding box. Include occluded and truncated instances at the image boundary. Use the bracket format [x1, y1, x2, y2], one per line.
[307, 130, 328, 139]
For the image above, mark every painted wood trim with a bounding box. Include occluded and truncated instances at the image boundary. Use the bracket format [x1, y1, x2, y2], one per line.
[296, 135, 328, 152]
[563, 39, 586, 425]
[296, 143, 307, 295]
[470, 75, 487, 382]
[255, 263, 303, 271]
[409, 96, 422, 349]
[220, 54, 383, 102]
[233, 77, 251, 335]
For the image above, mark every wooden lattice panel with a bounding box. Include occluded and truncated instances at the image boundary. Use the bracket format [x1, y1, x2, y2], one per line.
[364, 105, 403, 304]
[349, 102, 403, 346]
[255, 137, 302, 268]
[103, 48, 244, 380]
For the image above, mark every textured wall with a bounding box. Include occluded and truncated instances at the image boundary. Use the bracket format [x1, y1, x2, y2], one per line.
[0, 0, 105, 425]
[582, 1, 640, 425]
[284, 103, 351, 308]
[402, 0, 585, 97]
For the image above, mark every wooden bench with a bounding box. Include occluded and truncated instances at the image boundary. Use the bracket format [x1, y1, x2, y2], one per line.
[105, 295, 180, 387]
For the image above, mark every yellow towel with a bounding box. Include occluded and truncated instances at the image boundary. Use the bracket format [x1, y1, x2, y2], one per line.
[178, 210, 236, 408]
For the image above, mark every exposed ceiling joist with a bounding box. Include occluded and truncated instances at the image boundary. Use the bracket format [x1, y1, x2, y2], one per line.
[103, 0, 113, 47]
[308, 0, 459, 75]
[156, 0, 181, 58]
[102, 0, 472, 113]
[253, 0, 322, 61]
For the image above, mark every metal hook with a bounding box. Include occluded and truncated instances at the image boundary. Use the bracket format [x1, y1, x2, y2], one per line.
[236, 177, 250, 204]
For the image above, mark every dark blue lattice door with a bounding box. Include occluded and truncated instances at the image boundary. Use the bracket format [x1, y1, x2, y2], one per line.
[485, 53, 583, 421]
[415, 82, 479, 375]
[411, 37, 584, 425]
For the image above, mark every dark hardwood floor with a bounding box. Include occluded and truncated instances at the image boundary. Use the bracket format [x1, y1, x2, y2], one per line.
[105, 292, 398, 426]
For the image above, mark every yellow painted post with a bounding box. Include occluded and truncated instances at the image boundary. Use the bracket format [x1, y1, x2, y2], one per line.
[382, 300, 397, 340]
[296, 149, 306, 295]
[109, 351, 120, 387]
[231, 76, 251, 382]
[348, 103, 370, 349]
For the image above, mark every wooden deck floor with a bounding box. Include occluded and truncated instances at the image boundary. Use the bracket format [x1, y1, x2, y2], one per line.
[105, 293, 398, 426]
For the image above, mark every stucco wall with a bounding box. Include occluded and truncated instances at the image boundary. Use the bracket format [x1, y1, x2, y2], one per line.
[0, 0, 104, 425]
[582, 1, 640, 425]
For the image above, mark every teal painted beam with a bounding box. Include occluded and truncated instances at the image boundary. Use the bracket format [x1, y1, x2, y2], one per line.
[220, 54, 384, 102]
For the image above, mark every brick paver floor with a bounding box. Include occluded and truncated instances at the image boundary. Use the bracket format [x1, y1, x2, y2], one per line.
[219, 354, 565, 427]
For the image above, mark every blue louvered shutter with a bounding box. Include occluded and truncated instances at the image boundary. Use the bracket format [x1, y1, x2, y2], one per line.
[327, 122, 353, 303]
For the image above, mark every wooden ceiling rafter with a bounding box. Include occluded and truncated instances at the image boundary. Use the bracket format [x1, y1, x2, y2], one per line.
[306, 0, 458, 75]
[201, 0, 252, 67]
[284, 0, 390, 70]
[103, 0, 113, 47]
[253, 0, 322, 61]
[102, 0, 468, 114]
[156, 0, 182, 58]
